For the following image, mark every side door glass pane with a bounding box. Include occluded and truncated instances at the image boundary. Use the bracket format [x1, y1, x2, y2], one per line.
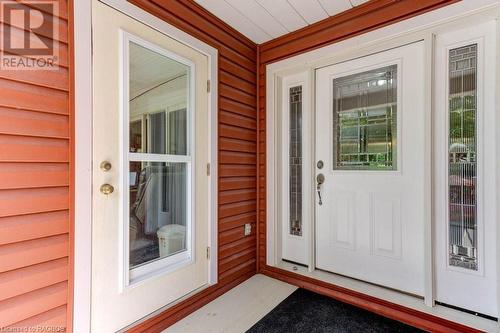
[448, 44, 478, 270]
[289, 86, 302, 236]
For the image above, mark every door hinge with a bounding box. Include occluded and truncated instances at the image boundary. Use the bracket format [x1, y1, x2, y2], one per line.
[206, 163, 210, 176]
[206, 246, 210, 260]
[207, 80, 211, 93]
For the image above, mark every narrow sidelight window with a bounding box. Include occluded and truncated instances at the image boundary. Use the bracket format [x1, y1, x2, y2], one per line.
[332, 65, 397, 170]
[289, 86, 302, 236]
[448, 44, 478, 270]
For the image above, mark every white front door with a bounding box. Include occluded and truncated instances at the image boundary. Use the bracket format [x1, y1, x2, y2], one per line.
[92, 1, 210, 331]
[315, 42, 426, 295]
[434, 21, 497, 317]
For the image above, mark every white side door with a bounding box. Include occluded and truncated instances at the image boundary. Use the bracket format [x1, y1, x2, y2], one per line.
[434, 21, 497, 317]
[92, 1, 210, 331]
[315, 42, 426, 295]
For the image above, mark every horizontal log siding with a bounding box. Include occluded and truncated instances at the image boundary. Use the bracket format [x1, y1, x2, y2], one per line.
[126, 0, 258, 332]
[0, 0, 72, 331]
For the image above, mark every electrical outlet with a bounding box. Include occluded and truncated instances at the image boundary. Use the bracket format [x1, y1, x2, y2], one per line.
[244, 223, 252, 236]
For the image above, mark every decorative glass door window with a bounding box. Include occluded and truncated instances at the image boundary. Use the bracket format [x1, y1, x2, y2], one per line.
[448, 44, 478, 270]
[289, 86, 302, 236]
[126, 38, 193, 280]
[332, 65, 397, 170]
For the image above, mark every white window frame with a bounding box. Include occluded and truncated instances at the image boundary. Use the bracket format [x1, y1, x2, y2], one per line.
[120, 31, 196, 285]
[73, 0, 218, 331]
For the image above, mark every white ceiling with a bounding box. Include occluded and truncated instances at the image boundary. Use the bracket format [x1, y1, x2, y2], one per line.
[195, 0, 370, 44]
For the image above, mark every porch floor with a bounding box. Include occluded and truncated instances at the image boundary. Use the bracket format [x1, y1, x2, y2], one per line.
[162, 272, 498, 332]
[163, 274, 297, 332]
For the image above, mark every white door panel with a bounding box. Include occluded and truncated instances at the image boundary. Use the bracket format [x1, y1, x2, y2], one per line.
[315, 42, 426, 295]
[92, 1, 210, 331]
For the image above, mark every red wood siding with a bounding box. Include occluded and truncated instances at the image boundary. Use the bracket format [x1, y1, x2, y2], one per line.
[0, 0, 72, 331]
[126, 1, 258, 331]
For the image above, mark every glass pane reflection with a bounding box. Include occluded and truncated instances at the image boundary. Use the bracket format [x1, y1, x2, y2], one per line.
[129, 41, 188, 155]
[448, 44, 478, 271]
[332, 65, 397, 170]
[289, 86, 302, 237]
[129, 162, 187, 268]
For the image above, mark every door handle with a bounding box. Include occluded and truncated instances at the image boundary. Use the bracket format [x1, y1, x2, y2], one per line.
[316, 174, 325, 205]
[100, 183, 114, 195]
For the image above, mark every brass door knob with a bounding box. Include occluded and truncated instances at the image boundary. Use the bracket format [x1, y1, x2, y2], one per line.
[100, 183, 114, 195]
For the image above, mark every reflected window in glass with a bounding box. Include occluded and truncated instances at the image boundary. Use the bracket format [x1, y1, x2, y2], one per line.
[127, 41, 190, 270]
[129, 162, 187, 268]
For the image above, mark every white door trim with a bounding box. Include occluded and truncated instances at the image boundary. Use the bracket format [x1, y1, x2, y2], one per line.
[73, 1, 218, 331]
[73, 1, 92, 332]
[266, 0, 500, 324]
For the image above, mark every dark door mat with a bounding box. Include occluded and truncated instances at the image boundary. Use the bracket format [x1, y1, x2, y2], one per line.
[246, 288, 426, 333]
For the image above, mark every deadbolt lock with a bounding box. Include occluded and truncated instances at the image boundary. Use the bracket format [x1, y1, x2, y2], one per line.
[100, 161, 112, 172]
[100, 183, 114, 195]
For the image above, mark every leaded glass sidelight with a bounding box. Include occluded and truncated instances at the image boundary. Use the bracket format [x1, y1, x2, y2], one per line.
[289, 86, 302, 236]
[332, 65, 397, 170]
[448, 44, 478, 270]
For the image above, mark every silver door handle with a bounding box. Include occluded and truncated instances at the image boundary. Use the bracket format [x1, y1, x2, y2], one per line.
[316, 174, 325, 205]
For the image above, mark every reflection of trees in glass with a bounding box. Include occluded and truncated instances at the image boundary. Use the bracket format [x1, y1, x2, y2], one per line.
[338, 107, 394, 168]
[447, 44, 478, 271]
[449, 95, 476, 142]
[333, 64, 397, 170]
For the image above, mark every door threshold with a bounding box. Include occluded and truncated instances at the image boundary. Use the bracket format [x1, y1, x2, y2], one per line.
[435, 301, 498, 322]
[314, 267, 423, 300]
[282, 258, 308, 268]
[272, 261, 499, 332]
